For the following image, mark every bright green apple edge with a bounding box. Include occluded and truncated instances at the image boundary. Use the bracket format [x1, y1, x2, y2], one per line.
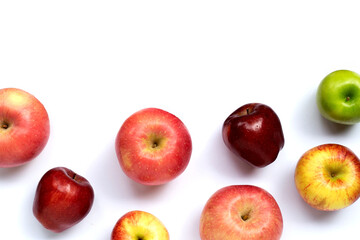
[316, 69, 360, 125]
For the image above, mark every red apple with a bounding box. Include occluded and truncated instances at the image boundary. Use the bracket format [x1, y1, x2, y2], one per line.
[222, 103, 284, 167]
[295, 144, 360, 211]
[0, 88, 50, 168]
[111, 210, 169, 240]
[115, 108, 192, 185]
[200, 185, 283, 240]
[33, 167, 95, 233]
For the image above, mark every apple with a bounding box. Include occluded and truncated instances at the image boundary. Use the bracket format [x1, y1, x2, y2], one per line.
[317, 69, 360, 125]
[222, 103, 284, 167]
[0, 88, 50, 168]
[295, 144, 360, 211]
[111, 210, 169, 240]
[115, 108, 192, 185]
[33, 167, 95, 232]
[199, 185, 283, 240]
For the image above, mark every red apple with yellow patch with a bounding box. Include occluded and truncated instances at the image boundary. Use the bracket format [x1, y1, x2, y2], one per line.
[111, 210, 169, 240]
[295, 144, 360, 211]
[199, 185, 283, 240]
[115, 108, 192, 185]
[0, 88, 50, 168]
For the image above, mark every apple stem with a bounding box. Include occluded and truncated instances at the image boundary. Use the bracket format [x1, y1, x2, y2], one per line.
[72, 174, 77, 180]
[346, 96, 350, 102]
[246, 108, 250, 115]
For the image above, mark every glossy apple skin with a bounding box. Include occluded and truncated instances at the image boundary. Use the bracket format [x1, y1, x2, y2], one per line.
[33, 167, 95, 233]
[222, 103, 284, 167]
[317, 70, 360, 125]
[295, 144, 360, 211]
[111, 210, 169, 240]
[115, 108, 192, 185]
[200, 185, 283, 240]
[0, 88, 50, 167]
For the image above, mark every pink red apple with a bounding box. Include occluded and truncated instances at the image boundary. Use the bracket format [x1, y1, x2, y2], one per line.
[0, 88, 50, 168]
[111, 210, 169, 240]
[200, 185, 283, 240]
[295, 144, 360, 211]
[222, 103, 284, 167]
[33, 167, 95, 233]
[115, 108, 192, 185]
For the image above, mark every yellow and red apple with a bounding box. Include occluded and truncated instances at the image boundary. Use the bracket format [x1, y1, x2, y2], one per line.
[0, 88, 50, 168]
[115, 108, 192, 185]
[111, 210, 169, 240]
[295, 144, 360, 211]
[199, 185, 283, 240]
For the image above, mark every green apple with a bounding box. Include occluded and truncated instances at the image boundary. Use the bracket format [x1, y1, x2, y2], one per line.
[317, 69, 360, 125]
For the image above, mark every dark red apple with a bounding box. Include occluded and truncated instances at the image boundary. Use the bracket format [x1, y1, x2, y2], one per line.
[222, 103, 284, 167]
[33, 167, 95, 233]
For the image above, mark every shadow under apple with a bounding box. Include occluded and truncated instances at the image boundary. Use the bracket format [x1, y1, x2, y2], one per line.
[207, 127, 258, 178]
[88, 139, 169, 201]
[279, 164, 340, 224]
[294, 90, 354, 137]
[319, 113, 355, 135]
[127, 179, 169, 199]
[0, 161, 34, 180]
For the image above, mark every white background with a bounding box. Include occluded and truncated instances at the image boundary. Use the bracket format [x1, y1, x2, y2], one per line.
[1, 1, 360, 239]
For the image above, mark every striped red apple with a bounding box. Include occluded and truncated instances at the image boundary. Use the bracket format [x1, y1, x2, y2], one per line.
[0, 88, 50, 168]
[295, 144, 360, 211]
[115, 108, 192, 185]
[200, 185, 283, 240]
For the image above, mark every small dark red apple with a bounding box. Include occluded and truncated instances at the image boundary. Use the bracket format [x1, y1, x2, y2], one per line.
[33, 167, 95, 233]
[222, 103, 284, 167]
